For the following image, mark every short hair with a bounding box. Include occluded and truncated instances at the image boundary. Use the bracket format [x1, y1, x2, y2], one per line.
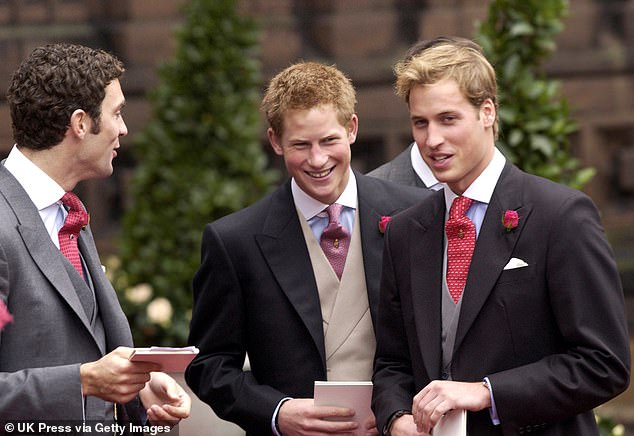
[261, 61, 357, 137]
[404, 36, 484, 61]
[395, 39, 499, 138]
[7, 43, 125, 150]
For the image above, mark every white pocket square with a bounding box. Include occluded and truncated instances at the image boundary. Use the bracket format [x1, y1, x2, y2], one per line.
[503, 257, 529, 270]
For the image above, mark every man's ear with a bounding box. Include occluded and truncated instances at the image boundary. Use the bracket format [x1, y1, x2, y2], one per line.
[347, 114, 358, 144]
[69, 109, 89, 139]
[268, 128, 284, 156]
[480, 99, 496, 128]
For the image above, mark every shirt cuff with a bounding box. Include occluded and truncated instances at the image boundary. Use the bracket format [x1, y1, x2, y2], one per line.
[483, 377, 500, 425]
[271, 397, 293, 436]
[382, 410, 412, 435]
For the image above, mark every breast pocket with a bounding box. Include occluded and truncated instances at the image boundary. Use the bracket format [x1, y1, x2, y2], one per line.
[497, 263, 535, 284]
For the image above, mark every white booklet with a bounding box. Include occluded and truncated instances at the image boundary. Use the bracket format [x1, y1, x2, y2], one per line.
[432, 409, 467, 436]
[313, 381, 373, 435]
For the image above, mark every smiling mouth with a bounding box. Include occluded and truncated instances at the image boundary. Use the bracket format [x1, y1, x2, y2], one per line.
[306, 167, 334, 178]
[432, 155, 450, 162]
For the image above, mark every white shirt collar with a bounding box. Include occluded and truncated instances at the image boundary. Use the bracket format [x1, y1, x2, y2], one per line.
[444, 147, 506, 210]
[4, 145, 65, 210]
[410, 142, 443, 190]
[291, 169, 358, 220]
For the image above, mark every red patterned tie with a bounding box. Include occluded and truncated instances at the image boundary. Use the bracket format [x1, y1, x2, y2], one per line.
[445, 196, 475, 304]
[319, 204, 350, 280]
[58, 192, 89, 278]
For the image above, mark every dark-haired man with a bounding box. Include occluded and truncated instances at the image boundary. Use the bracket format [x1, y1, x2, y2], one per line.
[0, 43, 190, 424]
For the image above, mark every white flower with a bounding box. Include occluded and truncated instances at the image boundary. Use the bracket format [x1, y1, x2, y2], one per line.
[104, 255, 121, 281]
[125, 283, 153, 305]
[146, 297, 173, 327]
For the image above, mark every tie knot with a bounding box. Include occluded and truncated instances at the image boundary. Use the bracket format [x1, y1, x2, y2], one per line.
[61, 192, 83, 211]
[61, 192, 89, 227]
[325, 203, 344, 225]
[449, 196, 474, 220]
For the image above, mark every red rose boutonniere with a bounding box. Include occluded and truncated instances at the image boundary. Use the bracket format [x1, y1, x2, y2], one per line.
[502, 210, 519, 232]
[0, 300, 13, 331]
[379, 216, 392, 234]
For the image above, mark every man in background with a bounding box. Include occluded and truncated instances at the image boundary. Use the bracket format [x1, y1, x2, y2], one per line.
[0, 43, 190, 425]
[187, 61, 424, 435]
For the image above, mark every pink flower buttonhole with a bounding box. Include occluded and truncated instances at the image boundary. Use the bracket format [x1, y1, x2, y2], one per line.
[502, 210, 519, 232]
[379, 216, 392, 234]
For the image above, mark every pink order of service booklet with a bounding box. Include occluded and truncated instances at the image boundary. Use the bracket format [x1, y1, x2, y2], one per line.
[313, 381, 372, 435]
[128, 346, 199, 372]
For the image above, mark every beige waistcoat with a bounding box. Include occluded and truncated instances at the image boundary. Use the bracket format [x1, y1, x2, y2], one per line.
[298, 208, 376, 381]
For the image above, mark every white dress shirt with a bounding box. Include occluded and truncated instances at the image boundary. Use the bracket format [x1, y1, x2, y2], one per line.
[4, 145, 67, 248]
[291, 169, 357, 239]
[410, 142, 444, 191]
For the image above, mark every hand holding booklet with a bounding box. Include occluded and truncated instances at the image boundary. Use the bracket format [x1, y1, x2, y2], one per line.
[432, 409, 466, 436]
[128, 346, 199, 372]
[313, 381, 373, 435]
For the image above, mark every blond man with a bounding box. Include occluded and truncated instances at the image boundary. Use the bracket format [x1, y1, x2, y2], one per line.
[372, 39, 629, 435]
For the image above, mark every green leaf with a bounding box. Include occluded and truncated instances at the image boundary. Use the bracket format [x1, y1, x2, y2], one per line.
[531, 134, 554, 156]
[509, 22, 534, 36]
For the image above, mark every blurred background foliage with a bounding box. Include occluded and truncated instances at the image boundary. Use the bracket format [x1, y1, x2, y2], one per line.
[112, 0, 277, 346]
[475, 0, 595, 190]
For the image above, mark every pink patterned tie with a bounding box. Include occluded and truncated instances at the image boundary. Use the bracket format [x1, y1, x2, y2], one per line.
[319, 204, 350, 280]
[58, 192, 89, 278]
[445, 196, 475, 304]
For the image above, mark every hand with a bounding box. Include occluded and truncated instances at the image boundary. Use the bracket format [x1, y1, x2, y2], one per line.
[278, 398, 359, 435]
[411, 381, 490, 434]
[362, 412, 379, 435]
[390, 413, 428, 436]
[139, 372, 191, 426]
[80, 346, 160, 404]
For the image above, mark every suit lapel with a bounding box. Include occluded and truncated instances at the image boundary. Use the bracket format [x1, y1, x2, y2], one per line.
[18, 223, 97, 331]
[0, 166, 107, 347]
[79, 230, 133, 352]
[356, 176, 385, 322]
[453, 163, 533, 353]
[1, 165, 129, 354]
[255, 182, 326, 363]
[409, 192, 445, 380]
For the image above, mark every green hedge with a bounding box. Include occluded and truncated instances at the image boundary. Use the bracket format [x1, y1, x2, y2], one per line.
[475, 0, 594, 189]
[113, 0, 277, 346]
